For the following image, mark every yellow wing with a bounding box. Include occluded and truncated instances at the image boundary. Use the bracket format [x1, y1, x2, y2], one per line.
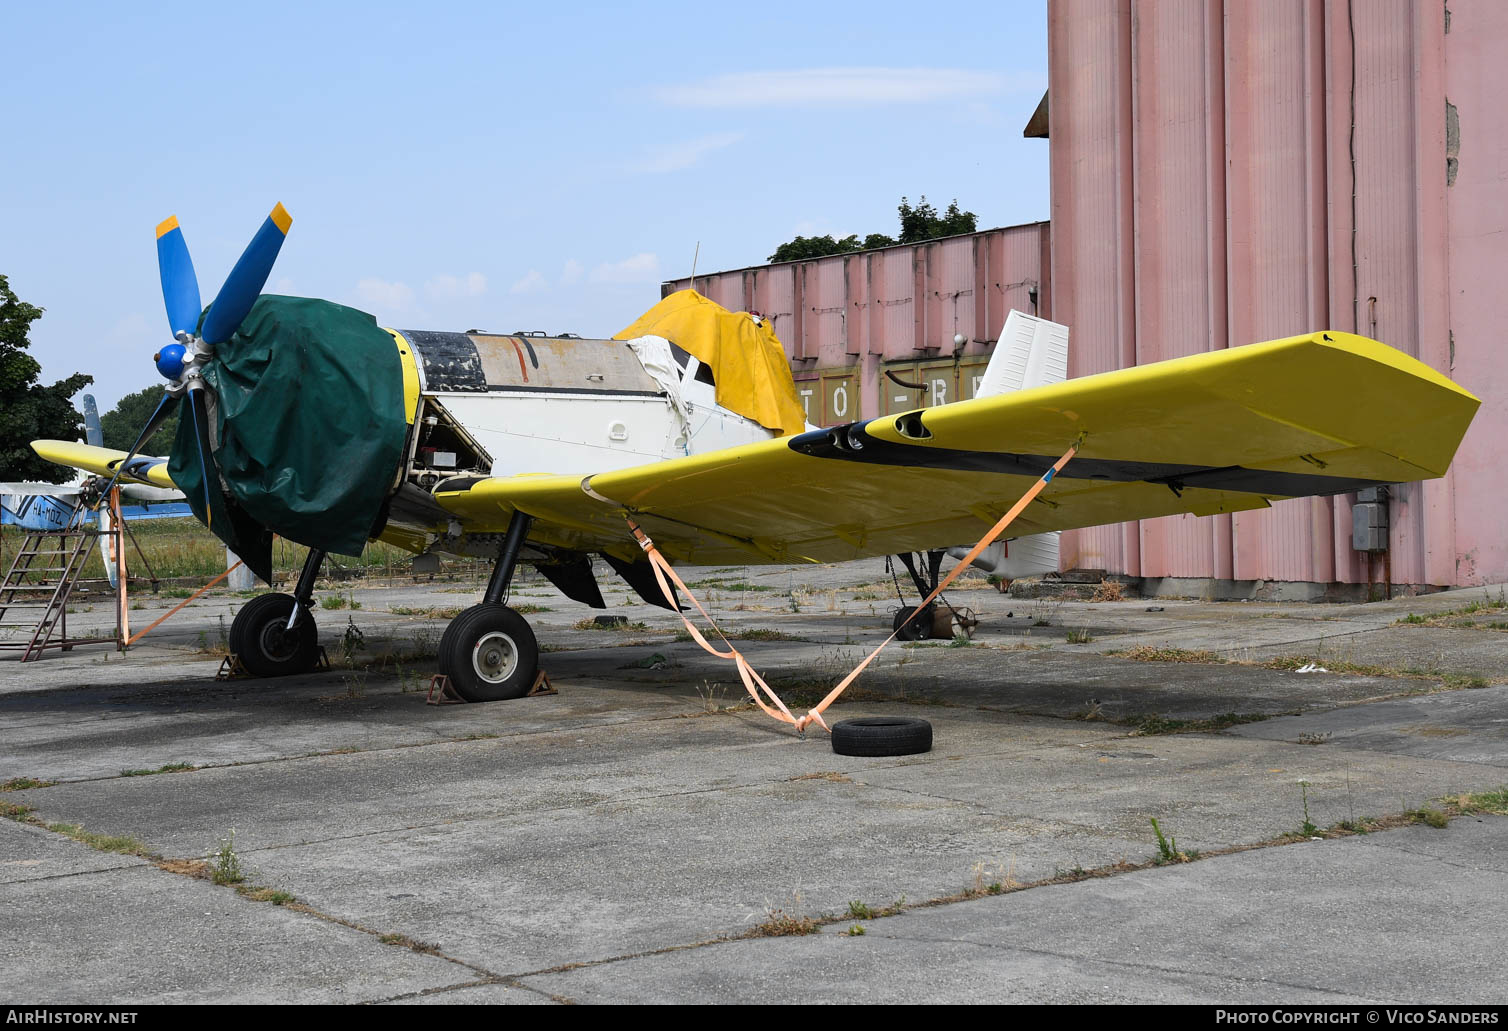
[434, 331, 1479, 566]
[28, 441, 177, 491]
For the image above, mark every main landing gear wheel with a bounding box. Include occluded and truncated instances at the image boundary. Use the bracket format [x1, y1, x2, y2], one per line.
[229, 593, 320, 677]
[438, 604, 540, 702]
[831, 717, 933, 757]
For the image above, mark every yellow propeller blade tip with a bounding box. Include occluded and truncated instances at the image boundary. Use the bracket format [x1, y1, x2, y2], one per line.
[155, 215, 180, 238]
[270, 202, 292, 235]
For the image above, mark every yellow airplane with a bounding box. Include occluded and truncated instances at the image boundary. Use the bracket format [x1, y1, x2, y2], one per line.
[34, 205, 1480, 703]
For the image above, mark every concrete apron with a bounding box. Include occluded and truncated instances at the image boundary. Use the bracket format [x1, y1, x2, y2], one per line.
[2, 565, 1506, 1003]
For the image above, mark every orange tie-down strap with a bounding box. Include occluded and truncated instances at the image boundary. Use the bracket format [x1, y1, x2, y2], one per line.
[627, 437, 1082, 735]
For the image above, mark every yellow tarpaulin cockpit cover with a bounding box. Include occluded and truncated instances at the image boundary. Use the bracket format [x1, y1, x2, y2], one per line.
[614, 290, 807, 437]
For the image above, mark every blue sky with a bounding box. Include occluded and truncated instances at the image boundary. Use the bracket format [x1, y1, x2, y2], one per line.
[2, 1, 1049, 413]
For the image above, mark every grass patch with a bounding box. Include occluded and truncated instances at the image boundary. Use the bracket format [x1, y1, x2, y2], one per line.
[512, 603, 552, 614]
[1128, 712, 1271, 736]
[1395, 592, 1508, 629]
[748, 908, 820, 937]
[1112, 645, 1226, 664]
[237, 885, 296, 905]
[686, 578, 773, 592]
[4, 519, 474, 585]
[389, 605, 464, 619]
[1115, 645, 1500, 688]
[0, 778, 54, 792]
[1261, 655, 1396, 676]
[1457, 788, 1508, 815]
[1090, 579, 1126, 603]
[2, 801, 36, 821]
[1065, 629, 1093, 644]
[573, 617, 649, 631]
[378, 933, 442, 954]
[1409, 807, 1450, 829]
[673, 627, 810, 643]
[120, 762, 196, 778]
[46, 822, 153, 857]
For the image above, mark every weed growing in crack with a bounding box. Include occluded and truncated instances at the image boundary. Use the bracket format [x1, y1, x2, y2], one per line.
[1409, 807, 1449, 829]
[750, 908, 819, 937]
[1299, 780, 1319, 837]
[0, 778, 54, 791]
[1150, 817, 1196, 864]
[210, 830, 246, 885]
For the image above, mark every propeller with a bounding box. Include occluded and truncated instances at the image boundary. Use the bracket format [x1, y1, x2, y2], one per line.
[99, 204, 292, 524]
[200, 203, 291, 345]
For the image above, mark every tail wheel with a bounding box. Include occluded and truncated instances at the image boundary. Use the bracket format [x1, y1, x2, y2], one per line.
[229, 593, 320, 677]
[437, 604, 539, 702]
[892, 605, 932, 642]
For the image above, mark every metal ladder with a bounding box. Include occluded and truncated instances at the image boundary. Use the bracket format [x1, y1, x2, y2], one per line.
[0, 511, 110, 661]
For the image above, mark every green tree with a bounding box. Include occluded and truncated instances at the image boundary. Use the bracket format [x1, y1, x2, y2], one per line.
[898, 196, 977, 243]
[768, 234, 862, 263]
[0, 275, 91, 482]
[100, 385, 179, 453]
[766, 196, 975, 263]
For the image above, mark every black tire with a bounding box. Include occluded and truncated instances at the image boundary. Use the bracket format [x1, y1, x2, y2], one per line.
[437, 604, 539, 702]
[831, 717, 933, 757]
[892, 605, 931, 642]
[229, 593, 320, 677]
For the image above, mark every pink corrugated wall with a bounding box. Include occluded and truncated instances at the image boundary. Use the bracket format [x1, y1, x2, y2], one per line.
[1051, 0, 1504, 587]
[1444, 0, 1508, 585]
[667, 222, 1049, 428]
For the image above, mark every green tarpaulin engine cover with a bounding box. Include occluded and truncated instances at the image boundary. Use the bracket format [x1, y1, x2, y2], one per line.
[168, 295, 407, 584]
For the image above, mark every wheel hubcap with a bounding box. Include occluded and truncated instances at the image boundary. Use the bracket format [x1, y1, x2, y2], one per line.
[257, 615, 300, 660]
[472, 631, 518, 683]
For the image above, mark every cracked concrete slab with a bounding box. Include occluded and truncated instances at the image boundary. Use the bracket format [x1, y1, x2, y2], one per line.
[0, 818, 146, 884]
[0, 850, 472, 1004]
[1229, 686, 1508, 766]
[521, 820, 1508, 1004]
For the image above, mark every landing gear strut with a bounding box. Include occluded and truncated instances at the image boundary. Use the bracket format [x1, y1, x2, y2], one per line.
[438, 512, 540, 702]
[228, 548, 325, 676]
[890, 550, 976, 641]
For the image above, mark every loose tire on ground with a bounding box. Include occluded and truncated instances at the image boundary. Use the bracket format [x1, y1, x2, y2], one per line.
[437, 604, 540, 702]
[229, 593, 321, 677]
[830, 717, 933, 757]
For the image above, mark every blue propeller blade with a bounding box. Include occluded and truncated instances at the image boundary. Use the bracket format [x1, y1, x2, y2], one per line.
[155, 216, 202, 338]
[201, 202, 292, 345]
[97, 391, 179, 503]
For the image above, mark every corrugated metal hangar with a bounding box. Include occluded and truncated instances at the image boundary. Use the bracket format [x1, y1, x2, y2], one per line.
[666, 0, 1506, 594]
